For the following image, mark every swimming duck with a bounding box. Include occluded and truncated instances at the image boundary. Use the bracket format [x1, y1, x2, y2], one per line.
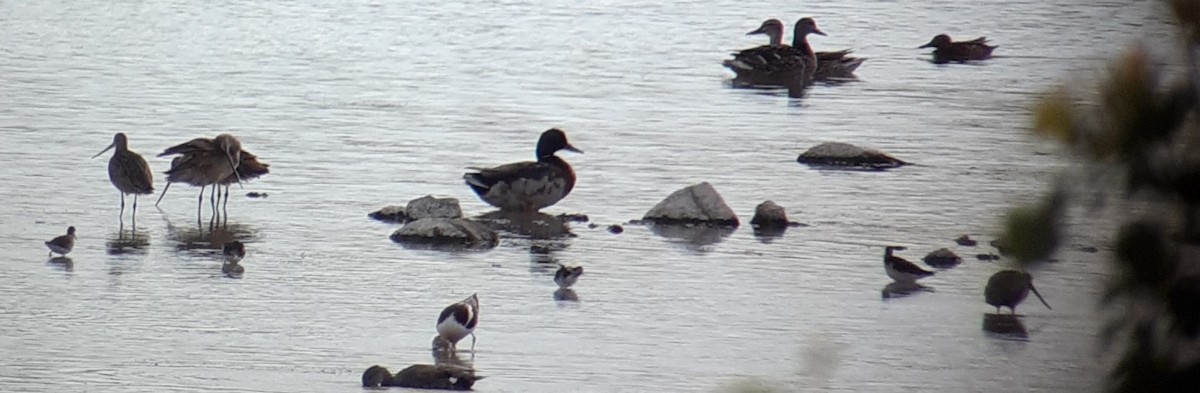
[436, 293, 480, 352]
[985, 270, 1051, 314]
[723, 18, 825, 87]
[554, 264, 584, 289]
[361, 364, 482, 390]
[222, 240, 245, 276]
[464, 129, 582, 212]
[918, 34, 996, 63]
[45, 226, 77, 257]
[883, 245, 934, 283]
[736, 19, 865, 81]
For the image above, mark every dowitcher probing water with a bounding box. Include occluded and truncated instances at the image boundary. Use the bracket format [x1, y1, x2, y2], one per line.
[883, 245, 935, 283]
[464, 129, 582, 212]
[45, 226, 76, 257]
[554, 264, 584, 289]
[435, 293, 479, 352]
[93, 133, 154, 224]
[985, 270, 1051, 314]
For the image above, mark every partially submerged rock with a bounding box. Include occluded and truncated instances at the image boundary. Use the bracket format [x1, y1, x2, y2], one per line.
[390, 218, 497, 250]
[371, 196, 463, 223]
[955, 235, 978, 246]
[750, 200, 789, 229]
[474, 211, 573, 240]
[361, 364, 482, 390]
[406, 196, 463, 220]
[643, 182, 739, 227]
[796, 142, 908, 170]
[923, 248, 963, 268]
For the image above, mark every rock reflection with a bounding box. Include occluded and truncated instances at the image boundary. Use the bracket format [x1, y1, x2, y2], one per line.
[106, 229, 150, 255]
[554, 288, 579, 302]
[47, 257, 74, 272]
[753, 226, 788, 243]
[982, 313, 1029, 339]
[476, 211, 574, 240]
[881, 282, 934, 299]
[648, 223, 735, 251]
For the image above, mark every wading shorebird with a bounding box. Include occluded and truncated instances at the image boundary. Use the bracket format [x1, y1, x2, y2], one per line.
[222, 240, 245, 276]
[554, 264, 584, 289]
[883, 245, 935, 283]
[93, 133, 154, 224]
[45, 226, 76, 257]
[213, 150, 270, 220]
[464, 129, 582, 212]
[435, 293, 479, 352]
[918, 34, 997, 64]
[157, 134, 245, 218]
[985, 270, 1051, 314]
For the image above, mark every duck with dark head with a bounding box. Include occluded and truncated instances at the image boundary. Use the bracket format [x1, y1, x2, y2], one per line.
[464, 129, 582, 213]
[919, 34, 996, 63]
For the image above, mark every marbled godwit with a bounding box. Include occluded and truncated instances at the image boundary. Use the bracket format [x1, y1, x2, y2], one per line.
[93, 133, 154, 223]
[464, 129, 582, 212]
[985, 270, 1051, 314]
[436, 293, 479, 352]
[45, 226, 76, 257]
[214, 150, 270, 219]
[157, 134, 246, 220]
[883, 245, 935, 283]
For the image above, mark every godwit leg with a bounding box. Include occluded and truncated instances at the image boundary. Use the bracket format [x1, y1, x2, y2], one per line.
[470, 333, 476, 351]
[196, 185, 206, 220]
[155, 182, 172, 207]
[119, 193, 126, 223]
[132, 194, 139, 224]
[222, 184, 229, 226]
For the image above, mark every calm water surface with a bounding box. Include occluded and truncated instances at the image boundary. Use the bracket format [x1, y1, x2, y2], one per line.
[0, 1, 1174, 392]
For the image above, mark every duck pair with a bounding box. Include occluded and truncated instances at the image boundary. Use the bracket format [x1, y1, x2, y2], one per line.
[724, 18, 865, 87]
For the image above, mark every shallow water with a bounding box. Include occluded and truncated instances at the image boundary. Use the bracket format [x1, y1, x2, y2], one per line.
[0, 0, 1172, 392]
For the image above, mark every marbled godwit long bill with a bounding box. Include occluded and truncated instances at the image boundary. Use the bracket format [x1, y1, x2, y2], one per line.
[93, 133, 154, 225]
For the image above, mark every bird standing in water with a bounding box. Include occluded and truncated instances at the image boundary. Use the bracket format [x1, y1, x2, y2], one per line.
[435, 293, 480, 352]
[985, 270, 1051, 314]
[554, 264, 584, 289]
[93, 133, 154, 226]
[883, 245, 935, 283]
[45, 226, 77, 257]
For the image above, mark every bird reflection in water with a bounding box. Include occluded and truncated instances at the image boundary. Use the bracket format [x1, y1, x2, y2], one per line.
[982, 313, 1029, 339]
[476, 211, 574, 240]
[554, 288, 580, 302]
[106, 229, 150, 255]
[881, 281, 934, 299]
[162, 212, 258, 253]
[47, 257, 74, 272]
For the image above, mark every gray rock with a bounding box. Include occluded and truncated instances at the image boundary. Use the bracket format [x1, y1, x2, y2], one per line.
[923, 248, 963, 268]
[750, 200, 789, 229]
[406, 195, 463, 220]
[368, 205, 407, 223]
[390, 218, 497, 249]
[796, 142, 908, 170]
[643, 182, 739, 227]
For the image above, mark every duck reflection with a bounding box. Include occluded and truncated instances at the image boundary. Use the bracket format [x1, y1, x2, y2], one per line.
[476, 211, 573, 240]
[106, 229, 150, 255]
[982, 313, 1029, 339]
[880, 281, 934, 299]
[47, 257, 74, 272]
[649, 223, 735, 251]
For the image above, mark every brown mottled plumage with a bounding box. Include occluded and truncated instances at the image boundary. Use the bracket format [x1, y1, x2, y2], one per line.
[361, 364, 483, 390]
[45, 226, 76, 257]
[93, 133, 154, 223]
[732, 19, 864, 81]
[985, 270, 1051, 314]
[464, 129, 581, 212]
[723, 18, 825, 87]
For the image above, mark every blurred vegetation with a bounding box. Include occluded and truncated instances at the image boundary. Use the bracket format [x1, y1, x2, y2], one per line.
[1007, 0, 1200, 390]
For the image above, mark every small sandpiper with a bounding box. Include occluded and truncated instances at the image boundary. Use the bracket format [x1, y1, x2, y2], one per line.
[222, 240, 245, 276]
[883, 245, 934, 283]
[45, 226, 77, 257]
[436, 293, 479, 352]
[985, 270, 1051, 314]
[554, 264, 584, 289]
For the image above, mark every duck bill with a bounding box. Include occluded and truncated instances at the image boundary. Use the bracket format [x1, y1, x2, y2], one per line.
[812, 27, 827, 36]
[1029, 283, 1051, 310]
[746, 26, 768, 36]
[563, 143, 583, 154]
[918, 41, 936, 49]
[91, 143, 114, 159]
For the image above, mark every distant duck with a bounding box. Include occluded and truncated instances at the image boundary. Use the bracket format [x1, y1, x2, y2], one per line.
[883, 246, 934, 283]
[45, 226, 77, 257]
[554, 264, 584, 289]
[362, 364, 483, 390]
[222, 240, 245, 276]
[737, 18, 865, 81]
[724, 18, 826, 87]
[464, 129, 582, 212]
[985, 270, 1051, 314]
[436, 293, 480, 352]
[918, 34, 996, 63]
